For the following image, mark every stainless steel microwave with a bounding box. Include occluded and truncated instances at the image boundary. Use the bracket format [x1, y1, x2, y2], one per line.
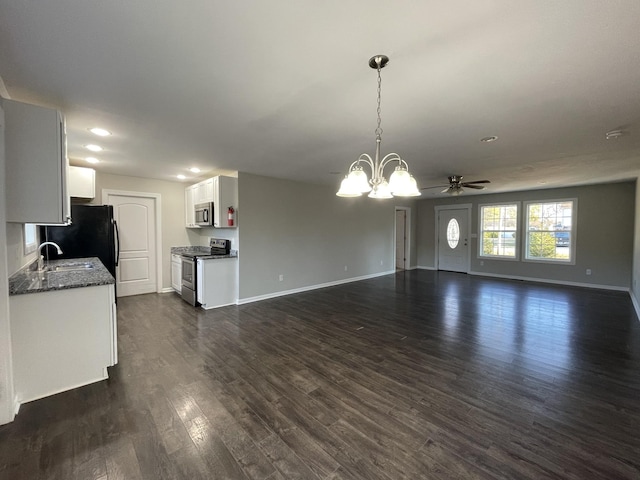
[194, 202, 214, 226]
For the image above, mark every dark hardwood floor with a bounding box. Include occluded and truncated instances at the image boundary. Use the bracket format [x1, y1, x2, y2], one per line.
[1, 270, 640, 479]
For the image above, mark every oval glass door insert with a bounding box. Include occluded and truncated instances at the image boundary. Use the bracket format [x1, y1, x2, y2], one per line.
[447, 219, 460, 249]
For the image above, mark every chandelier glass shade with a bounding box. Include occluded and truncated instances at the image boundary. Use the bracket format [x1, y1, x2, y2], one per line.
[337, 55, 420, 199]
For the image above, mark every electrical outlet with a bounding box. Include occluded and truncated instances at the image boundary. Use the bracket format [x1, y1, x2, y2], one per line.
[380, 260, 383, 266]
[480, 261, 484, 266]
[278, 274, 284, 281]
[344, 265, 348, 271]
[586, 269, 591, 275]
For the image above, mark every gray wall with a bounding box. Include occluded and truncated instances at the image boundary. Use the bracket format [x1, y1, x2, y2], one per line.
[89, 172, 191, 290]
[237, 173, 417, 300]
[633, 179, 640, 306]
[417, 182, 635, 289]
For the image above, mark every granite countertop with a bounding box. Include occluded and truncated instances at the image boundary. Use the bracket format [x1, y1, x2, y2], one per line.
[171, 246, 238, 260]
[9, 257, 115, 296]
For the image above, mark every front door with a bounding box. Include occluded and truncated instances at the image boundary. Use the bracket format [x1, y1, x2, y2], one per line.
[104, 192, 158, 297]
[437, 208, 469, 273]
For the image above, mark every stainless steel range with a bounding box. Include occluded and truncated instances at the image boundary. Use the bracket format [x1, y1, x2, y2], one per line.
[180, 238, 231, 306]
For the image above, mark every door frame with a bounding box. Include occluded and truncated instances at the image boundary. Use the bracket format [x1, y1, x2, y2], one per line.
[434, 203, 472, 273]
[102, 189, 163, 293]
[394, 206, 411, 270]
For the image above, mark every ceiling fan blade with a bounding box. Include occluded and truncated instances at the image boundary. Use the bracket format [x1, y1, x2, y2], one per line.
[463, 184, 486, 190]
[462, 179, 490, 185]
[441, 187, 451, 193]
[419, 184, 449, 190]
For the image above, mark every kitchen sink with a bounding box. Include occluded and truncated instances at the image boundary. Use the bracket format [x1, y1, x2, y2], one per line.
[46, 263, 94, 272]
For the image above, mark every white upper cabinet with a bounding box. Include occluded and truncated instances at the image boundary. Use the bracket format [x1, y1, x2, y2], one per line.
[185, 184, 199, 228]
[3, 99, 70, 224]
[68, 166, 96, 198]
[197, 178, 214, 204]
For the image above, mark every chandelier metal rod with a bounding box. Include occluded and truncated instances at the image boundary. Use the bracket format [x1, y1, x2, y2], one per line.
[336, 54, 420, 198]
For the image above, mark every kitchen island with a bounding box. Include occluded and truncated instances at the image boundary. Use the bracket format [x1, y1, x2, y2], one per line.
[9, 257, 117, 406]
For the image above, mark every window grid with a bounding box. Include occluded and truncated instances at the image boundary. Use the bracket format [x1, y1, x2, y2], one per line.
[479, 204, 518, 259]
[525, 201, 574, 262]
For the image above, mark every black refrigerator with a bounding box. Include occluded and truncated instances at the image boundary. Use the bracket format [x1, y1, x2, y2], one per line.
[40, 204, 119, 283]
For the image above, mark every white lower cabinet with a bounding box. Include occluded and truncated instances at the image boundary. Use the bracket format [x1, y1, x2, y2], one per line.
[10, 284, 117, 404]
[196, 258, 237, 309]
[171, 254, 182, 293]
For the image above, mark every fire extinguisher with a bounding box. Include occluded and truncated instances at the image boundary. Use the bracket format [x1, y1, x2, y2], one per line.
[227, 206, 235, 227]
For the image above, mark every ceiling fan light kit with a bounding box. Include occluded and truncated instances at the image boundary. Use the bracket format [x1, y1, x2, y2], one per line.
[605, 130, 625, 140]
[336, 55, 421, 199]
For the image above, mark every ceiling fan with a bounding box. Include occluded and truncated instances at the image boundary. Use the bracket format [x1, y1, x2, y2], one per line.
[421, 175, 491, 195]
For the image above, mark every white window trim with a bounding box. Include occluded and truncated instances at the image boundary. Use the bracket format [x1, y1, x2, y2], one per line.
[523, 198, 577, 265]
[23, 224, 37, 255]
[478, 202, 520, 261]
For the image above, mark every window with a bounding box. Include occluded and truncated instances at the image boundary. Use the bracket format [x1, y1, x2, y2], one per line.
[446, 219, 460, 248]
[23, 224, 37, 255]
[525, 200, 575, 263]
[479, 203, 518, 259]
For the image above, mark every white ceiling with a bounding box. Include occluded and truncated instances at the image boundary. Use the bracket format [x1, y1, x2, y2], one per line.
[1, 1, 639, 197]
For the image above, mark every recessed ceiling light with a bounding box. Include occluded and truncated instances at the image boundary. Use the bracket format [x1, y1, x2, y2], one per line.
[480, 136, 498, 143]
[85, 144, 103, 152]
[189, 167, 201, 173]
[89, 127, 111, 137]
[177, 174, 186, 180]
[86, 157, 100, 164]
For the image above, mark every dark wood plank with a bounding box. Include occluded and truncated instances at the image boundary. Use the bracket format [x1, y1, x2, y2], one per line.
[1, 270, 639, 479]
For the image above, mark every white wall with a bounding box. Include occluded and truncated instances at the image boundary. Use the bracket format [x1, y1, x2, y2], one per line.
[237, 173, 417, 301]
[417, 182, 636, 289]
[90, 172, 191, 290]
[0, 104, 16, 424]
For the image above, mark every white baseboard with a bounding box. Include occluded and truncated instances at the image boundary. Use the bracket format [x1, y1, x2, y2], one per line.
[416, 265, 436, 270]
[237, 270, 396, 305]
[200, 301, 236, 310]
[159, 287, 175, 294]
[468, 270, 629, 292]
[0, 395, 20, 425]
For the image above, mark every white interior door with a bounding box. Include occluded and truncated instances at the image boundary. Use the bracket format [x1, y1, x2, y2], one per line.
[105, 192, 157, 297]
[395, 209, 407, 270]
[438, 208, 469, 273]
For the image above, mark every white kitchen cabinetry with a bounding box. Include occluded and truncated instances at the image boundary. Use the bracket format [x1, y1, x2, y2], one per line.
[10, 284, 117, 404]
[196, 257, 237, 309]
[212, 175, 238, 228]
[171, 254, 183, 293]
[185, 184, 200, 228]
[68, 166, 96, 198]
[185, 175, 237, 228]
[3, 98, 70, 225]
[195, 178, 214, 204]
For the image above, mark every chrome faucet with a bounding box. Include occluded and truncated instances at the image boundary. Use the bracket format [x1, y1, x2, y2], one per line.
[37, 242, 63, 271]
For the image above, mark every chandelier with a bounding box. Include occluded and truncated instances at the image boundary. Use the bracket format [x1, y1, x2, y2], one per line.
[337, 55, 420, 199]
